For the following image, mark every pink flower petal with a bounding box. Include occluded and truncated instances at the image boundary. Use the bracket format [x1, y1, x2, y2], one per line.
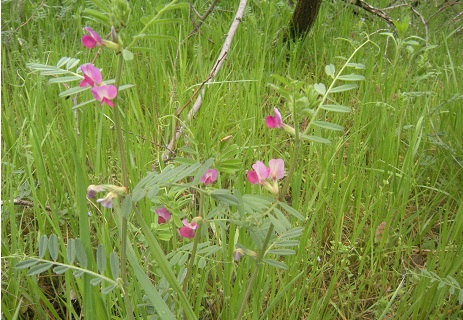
[251, 161, 269, 184]
[91, 85, 118, 107]
[79, 63, 102, 87]
[82, 27, 103, 48]
[179, 219, 199, 238]
[155, 207, 171, 224]
[265, 107, 283, 128]
[247, 170, 259, 184]
[268, 159, 285, 181]
[200, 169, 218, 185]
[179, 226, 196, 238]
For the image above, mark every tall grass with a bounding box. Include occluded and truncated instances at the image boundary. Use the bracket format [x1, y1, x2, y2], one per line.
[2, 0, 462, 319]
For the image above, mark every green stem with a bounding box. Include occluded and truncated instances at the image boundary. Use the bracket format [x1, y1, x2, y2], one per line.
[134, 207, 197, 320]
[112, 53, 134, 319]
[301, 39, 370, 138]
[126, 0, 179, 51]
[280, 91, 301, 199]
[182, 194, 204, 318]
[236, 223, 274, 320]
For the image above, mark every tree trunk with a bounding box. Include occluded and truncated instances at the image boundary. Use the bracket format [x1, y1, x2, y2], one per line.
[289, 0, 323, 38]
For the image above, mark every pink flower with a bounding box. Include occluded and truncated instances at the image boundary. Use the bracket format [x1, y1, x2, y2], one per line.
[87, 184, 107, 198]
[155, 207, 171, 224]
[79, 64, 102, 88]
[200, 169, 218, 185]
[81, 27, 103, 48]
[268, 159, 285, 181]
[97, 191, 117, 209]
[247, 159, 285, 195]
[247, 161, 269, 185]
[178, 219, 199, 239]
[265, 107, 283, 128]
[91, 85, 118, 107]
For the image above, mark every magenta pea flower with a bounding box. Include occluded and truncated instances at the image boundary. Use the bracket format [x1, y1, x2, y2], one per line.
[91, 85, 118, 107]
[265, 107, 296, 136]
[265, 107, 283, 128]
[247, 159, 285, 195]
[81, 27, 103, 48]
[155, 207, 171, 224]
[200, 169, 218, 185]
[178, 219, 199, 239]
[79, 64, 102, 88]
[268, 159, 285, 181]
[247, 161, 269, 185]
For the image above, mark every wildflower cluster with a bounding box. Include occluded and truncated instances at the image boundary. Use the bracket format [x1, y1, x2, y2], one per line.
[79, 27, 118, 107]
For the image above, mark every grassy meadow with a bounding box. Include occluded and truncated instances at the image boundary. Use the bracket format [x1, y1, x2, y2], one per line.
[1, 0, 462, 319]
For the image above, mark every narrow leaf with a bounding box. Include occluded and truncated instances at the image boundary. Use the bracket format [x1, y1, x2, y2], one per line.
[345, 62, 366, 69]
[118, 84, 135, 91]
[96, 244, 106, 274]
[66, 58, 80, 70]
[38, 235, 48, 259]
[90, 277, 104, 286]
[73, 270, 84, 278]
[48, 76, 82, 84]
[273, 208, 291, 230]
[330, 83, 358, 93]
[320, 104, 352, 113]
[75, 238, 88, 268]
[152, 18, 183, 24]
[28, 263, 53, 275]
[67, 238, 76, 264]
[131, 188, 146, 202]
[48, 234, 59, 261]
[301, 135, 331, 144]
[57, 57, 71, 68]
[279, 202, 305, 221]
[15, 259, 39, 269]
[110, 252, 120, 279]
[313, 121, 344, 132]
[263, 259, 288, 270]
[59, 85, 89, 98]
[211, 189, 239, 206]
[267, 249, 296, 256]
[133, 34, 175, 41]
[268, 213, 286, 233]
[40, 70, 70, 76]
[120, 196, 132, 218]
[101, 284, 117, 295]
[338, 74, 366, 81]
[161, 3, 189, 11]
[53, 265, 70, 274]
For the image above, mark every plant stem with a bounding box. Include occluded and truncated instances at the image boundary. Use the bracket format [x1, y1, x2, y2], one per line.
[237, 88, 303, 319]
[112, 53, 134, 320]
[134, 207, 197, 320]
[236, 223, 274, 320]
[182, 192, 204, 319]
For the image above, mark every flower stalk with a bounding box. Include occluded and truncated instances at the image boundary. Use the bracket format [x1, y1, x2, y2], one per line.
[112, 52, 134, 319]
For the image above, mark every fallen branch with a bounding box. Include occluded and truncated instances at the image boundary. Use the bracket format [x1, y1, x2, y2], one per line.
[348, 0, 395, 26]
[1, 198, 52, 212]
[163, 0, 249, 161]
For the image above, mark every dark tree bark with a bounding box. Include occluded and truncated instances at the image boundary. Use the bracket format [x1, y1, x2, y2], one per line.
[289, 0, 323, 38]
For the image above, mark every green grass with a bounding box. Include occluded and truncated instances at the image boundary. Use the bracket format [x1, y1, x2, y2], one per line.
[2, 0, 462, 319]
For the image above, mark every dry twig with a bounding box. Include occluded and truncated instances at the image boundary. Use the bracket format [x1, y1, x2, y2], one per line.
[163, 0, 249, 161]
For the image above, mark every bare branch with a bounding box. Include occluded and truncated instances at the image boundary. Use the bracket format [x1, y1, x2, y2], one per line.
[163, 0, 249, 161]
[349, 0, 395, 26]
